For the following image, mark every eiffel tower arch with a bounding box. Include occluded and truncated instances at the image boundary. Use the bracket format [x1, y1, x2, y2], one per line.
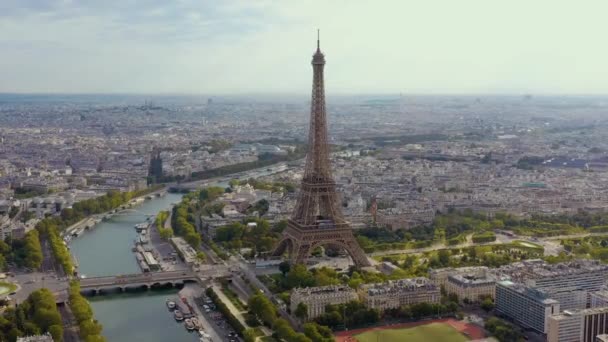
[271, 32, 370, 268]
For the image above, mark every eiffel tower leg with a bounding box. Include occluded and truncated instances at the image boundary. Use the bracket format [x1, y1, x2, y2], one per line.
[271, 237, 294, 258]
[292, 242, 312, 265]
[340, 236, 371, 268]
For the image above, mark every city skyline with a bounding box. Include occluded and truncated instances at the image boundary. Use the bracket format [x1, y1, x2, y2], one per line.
[1, 0, 608, 95]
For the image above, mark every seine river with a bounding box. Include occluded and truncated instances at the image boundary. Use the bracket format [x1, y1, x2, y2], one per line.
[69, 192, 199, 342]
[68, 164, 288, 341]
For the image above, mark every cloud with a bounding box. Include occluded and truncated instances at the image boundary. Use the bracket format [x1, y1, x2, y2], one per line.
[0, 0, 607, 94]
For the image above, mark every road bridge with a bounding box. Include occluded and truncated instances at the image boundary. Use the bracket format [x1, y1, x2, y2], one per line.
[79, 270, 199, 293]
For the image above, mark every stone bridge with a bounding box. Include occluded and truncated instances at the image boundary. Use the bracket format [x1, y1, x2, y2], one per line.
[79, 270, 199, 293]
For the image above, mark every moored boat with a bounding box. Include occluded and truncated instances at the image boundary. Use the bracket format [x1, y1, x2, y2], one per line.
[184, 318, 195, 331]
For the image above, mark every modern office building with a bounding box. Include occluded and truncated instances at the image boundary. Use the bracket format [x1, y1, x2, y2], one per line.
[548, 307, 608, 342]
[290, 285, 358, 320]
[518, 260, 608, 297]
[497, 259, 608, 309]
[495, 280, 560, 334]
[597, 334, 608, 342]
[549, 288, 588, 311]
[359, 277, 440, 312]
[591, 291, 608, 308]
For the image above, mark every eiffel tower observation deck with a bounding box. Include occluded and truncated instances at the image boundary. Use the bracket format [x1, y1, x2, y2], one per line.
[272, 32, 371, 267]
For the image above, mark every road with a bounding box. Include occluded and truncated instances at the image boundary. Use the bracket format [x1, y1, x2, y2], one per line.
[80, 270, 197, 288]
[10, 271, 69, 304]
[58, 304, 80, 342]
[180, 284, 228, 342]
[234, 258, 300, 329]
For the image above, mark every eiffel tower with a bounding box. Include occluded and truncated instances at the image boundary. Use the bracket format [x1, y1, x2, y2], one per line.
[272, 32, 371, 267]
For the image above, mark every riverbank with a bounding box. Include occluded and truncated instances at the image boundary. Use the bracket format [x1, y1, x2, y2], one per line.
[62, 188, 167, 239]
[70, 192, 183, 277]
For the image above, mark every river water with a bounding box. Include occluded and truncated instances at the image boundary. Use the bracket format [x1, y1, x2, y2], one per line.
[69, 193, 199, 342]
[68, 164, 289, 341]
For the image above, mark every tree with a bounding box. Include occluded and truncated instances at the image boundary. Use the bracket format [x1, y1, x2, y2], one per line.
[243, 328, 257, 342]
[159, 228, 173, 240]
[48, 325, 63, 342]
[303, 323, 333, 342]
[284, 264, 315, 289]
[196, 252, 206, 263]
[481, 297, 495, 312]
[199, 186, 225, 201]
[468, 247, 477, 260]
[438, 249, 450, 266]
[295, 302, 308, 320]
[248, 294, 277, 326]
[448, 293, 459, 303]
[279, 261, 291, 276]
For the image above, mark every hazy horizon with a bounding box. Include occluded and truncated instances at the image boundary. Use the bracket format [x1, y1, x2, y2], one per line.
[2, 0, 608, 94]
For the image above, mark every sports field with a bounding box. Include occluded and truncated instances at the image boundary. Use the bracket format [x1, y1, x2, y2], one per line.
[335, 318, 484, 342]
[354, 322, 467, 342]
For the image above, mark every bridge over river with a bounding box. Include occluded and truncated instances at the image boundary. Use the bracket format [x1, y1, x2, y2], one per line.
[79, 270, 199, 292]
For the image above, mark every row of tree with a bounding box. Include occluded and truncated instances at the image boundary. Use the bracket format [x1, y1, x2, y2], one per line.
[171, 203, 201, 248]
[41, 222, 73, 275]
[383, 301, 459, 321]
[0, 288, 63, 341]
[68, 282, 105, 341]
[214, 218, 283, 254]
[205, 287, 246, 335]
[472, 232, 497, 243]
[315, 301, 379, 329]
[155, 210, 173, 240]
[484, 317, 522, 342]
[247, 293, 330, 342]
[1, 230, 43, 270]
[189, 149, 305, 182]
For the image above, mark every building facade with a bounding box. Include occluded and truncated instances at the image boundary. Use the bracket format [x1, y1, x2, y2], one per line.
[445, 273, 495, 303]
[548, 307, 608, 342]
[359, 277, 440, 312]
[495, 280, 560, 334]
[16, 333, 54, 342]
[290, 285, 358, 320]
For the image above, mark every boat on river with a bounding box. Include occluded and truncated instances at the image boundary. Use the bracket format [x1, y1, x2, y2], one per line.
[174, 310, 184, 321]
[134, 223, 148, 232]
[190, 318, 200, 330]
[184, 318, 195, 331]
[166, 299, 176, 310]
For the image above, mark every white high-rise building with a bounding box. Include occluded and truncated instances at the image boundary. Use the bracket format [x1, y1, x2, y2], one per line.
[495, 280, 560, 334]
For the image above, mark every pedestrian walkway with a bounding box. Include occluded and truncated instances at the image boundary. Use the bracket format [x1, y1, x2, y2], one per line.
[212, 284, 248, 327]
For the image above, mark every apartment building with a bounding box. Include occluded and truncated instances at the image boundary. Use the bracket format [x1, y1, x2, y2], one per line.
[359, 277, 440, 312]
[445, 273, 495, 303]
[290, 285, 358, 320]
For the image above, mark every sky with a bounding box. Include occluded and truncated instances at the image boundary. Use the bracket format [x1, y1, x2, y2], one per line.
[1, 0, 607, 95]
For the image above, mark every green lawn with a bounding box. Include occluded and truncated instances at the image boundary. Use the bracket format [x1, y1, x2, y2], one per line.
[354, 323, 468, 342]
[0, 281, 17, 295]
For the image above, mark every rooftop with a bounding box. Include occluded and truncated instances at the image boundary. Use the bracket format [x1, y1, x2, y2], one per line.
[292, 284, 355, 297]
[362, 277, 437, 296]
[497, 280, 559, 305]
